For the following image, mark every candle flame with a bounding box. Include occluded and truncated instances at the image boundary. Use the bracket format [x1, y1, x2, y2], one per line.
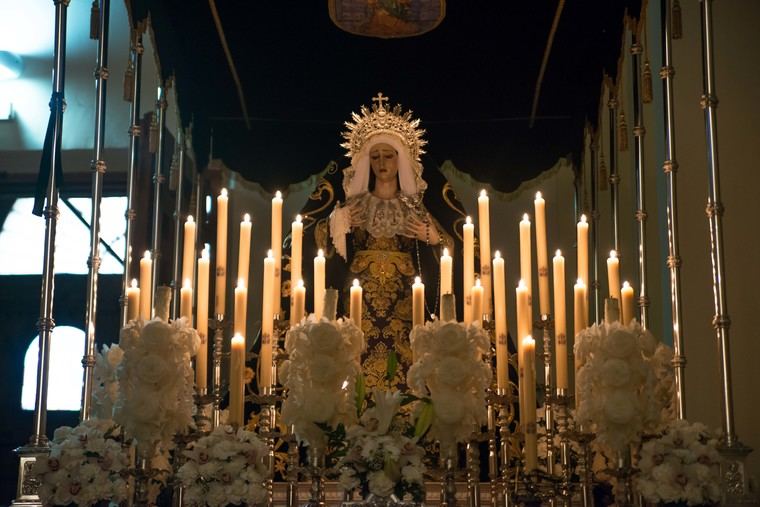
[131, 278, 138, 288]
[475, 278, 482, 287]
[518, 279, 526, 289]
[580, 214, 587, 223]
[535, 191, 542, 199]
[232, 333, 244, 343]
[353, 279, 360, 288]
[610, 249, 617, 259]
[494, 250, 501, 259]
[184, 278, 192, 289]
[220, 188, 228, 197]
[267, 249, 273, 259]
[523, 335, 535, 347]
[623, 281, 631, 288]
[297, 279, 304, 288]
[465, 216, 472, 225]
[443, 247, 449, 256]
[202, 247, 210, 260]
[555, 249, 562, 257]
[317, 248, 324, 257]
[522, 213, 530, 222]
[143, 250, 151, 260]
[295, 214, 302, 223]
[415, 276, 421, 284]
[576, 278, 585, 287]
[275, 190, 282, 199]
[243, 213, 251, 222]
[479, 189, 487, 198]
[187, 215, 194, 223]
[238, 278, 245, 288]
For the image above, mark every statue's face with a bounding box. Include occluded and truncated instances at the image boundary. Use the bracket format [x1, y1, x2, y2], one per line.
[369, 143, 399, 184]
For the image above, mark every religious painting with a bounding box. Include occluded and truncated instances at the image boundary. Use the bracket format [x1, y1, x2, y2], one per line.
[328, 0, 446, 39]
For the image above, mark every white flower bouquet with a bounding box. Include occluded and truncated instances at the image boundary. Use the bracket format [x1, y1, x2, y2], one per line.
[280, 315, 365, 450]
[91, 343, 124, 420]
[406, 320, 492, 452]
[636, 419, 722, 506]
[337, 390, 426, 503]
[114, 317, 200, 455]
[177, 425, 269, 507]
[574, 320, 674, 452]
[32, 418, 129, 507]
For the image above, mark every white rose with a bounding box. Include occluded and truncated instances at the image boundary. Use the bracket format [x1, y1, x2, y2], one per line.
[401, 464, 423, 484]
[308, 322, 342, 353]
[368, 470, 396, 497]
[603, 389, 637, 425]
[309, 354, 342, 385]
[338, 467, 360, 491]
[107, 345, 125, 367]
[141, 320, 174, 352]
[134, 355, 171, 386]
[601, 358, 631, 388]
[432, 390, 465, 424]
[433, 323, 467, 357]
[435, 356, 468, 387]
[605, 328, 637, 359]
[302, 389, 337, 423]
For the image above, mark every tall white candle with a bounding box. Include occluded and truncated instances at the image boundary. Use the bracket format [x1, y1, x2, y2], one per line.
[350, 279, 363, 330]
[522, 335, 538, 472]
[573, 279, 588, 338]
[412, 276, 425, 329]
[463, 217, 475, 325]
[237, 213, 252, 288]
[260, 251, 275, 388]
[553, 250, 568, 390]
[534, 192, 550, 315]
[314, 249, 326, 320]
[196, 248, 210, 391]
[290, 215, 303, 287]
[215, 188, 229, 316]
[271, 191, 283, 317]
[229, 334, 245, 427]
[126, 278, 140, 322]
[516, 279, 530, 422]
[291, 280, 306, 327]
[139, 250, 152, 320]
[440, 246, 453, 302]
[182, 215, 196, 290]
[607, 250, 621, 302]
[577, 214, 589, 287]
[180, 278, 193, 324]
[478, 190, 492, 318]
[621, 281, 635, 325]
[519, 214, 532, 304]
[492, 252, 508, 390]
[234, 279, 247, 339]
[471, 278, 484, 327]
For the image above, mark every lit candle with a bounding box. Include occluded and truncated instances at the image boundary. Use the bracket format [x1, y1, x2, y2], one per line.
[260, 251, 275, 388]
[519, 214, 532, 305]
[271, 191, 283, 317]
[577, 214, 589, 287]
[574, 279, 588, 338]
[290, 215, 303, 287]
[139, 250, 152, 320]
[553, 250, 568, 390]
[196, 248, 210, 391]
[314, 249, 326, 320]
[229, 333, 245, 427]
[215, 188, 229, 316]
[534, 192, 550, 315]
[291, 279, 306, 327]
[463, 216, 475, 324]
[126, 278, 140, 322]
[621, 281, 635, 325]
[522, 335, 538, 472]
[237, 213, 252, 288]
[607, 250, 621, 302]
[180, 278, 193, 324]
[515, 279, 530, 422]
[350, 279, 362, 330]
[440, 247, 453, 319]
[478, 190, 492, 318]
[234, 279, 247, 339]
[492, 251, 508, 390]
[182, 215, 196, 290]
[412, 276, 425, 329]
[471, 278, 484, 326]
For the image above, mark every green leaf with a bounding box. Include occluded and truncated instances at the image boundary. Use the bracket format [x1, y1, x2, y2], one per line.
[385, 350, 398, 382]
[414, 400, 434, 438]
[355, 373, 366, 415]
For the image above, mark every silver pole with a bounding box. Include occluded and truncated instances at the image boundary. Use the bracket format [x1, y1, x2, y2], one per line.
[631, 31, 650, 330]
[660, 0, 686, 420]
[13, 1, 69, 504]
[589, 138, 600, 323]
[150, 85, 168, 308]
[81, 0, 110, 422]
[121, 28, 143, 327]
[171, 128, 186, 320]
[608, 96, 620, 253]
[698, 3, 754, 501]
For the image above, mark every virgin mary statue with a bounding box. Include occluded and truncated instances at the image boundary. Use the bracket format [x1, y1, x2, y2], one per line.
[297, 93, 461, 391]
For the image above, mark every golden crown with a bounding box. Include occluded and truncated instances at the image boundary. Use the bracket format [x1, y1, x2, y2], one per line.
[341, 92, 427, 163]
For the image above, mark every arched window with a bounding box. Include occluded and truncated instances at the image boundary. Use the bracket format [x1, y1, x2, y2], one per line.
[21, 326, 85, 411]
